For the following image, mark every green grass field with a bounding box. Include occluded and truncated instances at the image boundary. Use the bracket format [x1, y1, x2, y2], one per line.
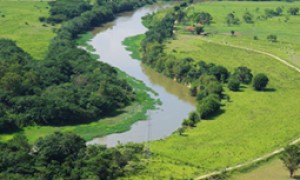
[122, 1, 300, 179]
[179, 1, 300, 67]
[233, 159, 300, 180]
[0, 1, 55, 59]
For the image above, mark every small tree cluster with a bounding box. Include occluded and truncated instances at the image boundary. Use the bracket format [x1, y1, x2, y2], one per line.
[288, 7, 299, 15]
[265, 7, 283, 18]
[193, 12, 213, 25]
[197, 94, 221, 119]
[226, 13, 240, 26]
[182, 111, 200, 127]
[243, 11, 254, 24]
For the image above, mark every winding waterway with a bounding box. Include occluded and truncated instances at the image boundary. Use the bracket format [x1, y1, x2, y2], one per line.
[87, 4, 195, 147]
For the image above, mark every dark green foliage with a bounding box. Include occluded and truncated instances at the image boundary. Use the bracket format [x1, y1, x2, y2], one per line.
[226, 13, 240, 26]
[195, 26, 204, 35]
[288, 7, 299, 15]
[253, 73, 269, 91]
[265, 7, 283, 18]
[280, 145, 300, 178]
[177, 127, 186, 135]
[228, 77, 240, 91]
[182, 111, 200, 127]
[0, 39, 134, 127]
[193, 12, 213, 25]
[233, 66, 253, 84]
[243, 11, 254, 23]
[47, 0, 92, 23]
[197, 94, 221, 119]
[0, 132, 144, 179]
[267, 34, 277, 42]
[0, 0, 156, 131]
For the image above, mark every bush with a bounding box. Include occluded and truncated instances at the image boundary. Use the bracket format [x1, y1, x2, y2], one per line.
[228, 77, 240, 91]
[253, 73, 269, 91]
[267, 34, 277, 42]
[197, 94, 221, 119]
[288, 7, 299, 15]
[233, 66, 253, 84]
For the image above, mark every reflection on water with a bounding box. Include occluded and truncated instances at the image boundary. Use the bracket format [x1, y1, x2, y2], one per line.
[87, 4, 195, 147]
[141, 64, 196, 106]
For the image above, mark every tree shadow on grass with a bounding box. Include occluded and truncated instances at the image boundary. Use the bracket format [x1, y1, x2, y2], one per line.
[263, 87, 276, 92]
[203, 109, 226, 121]
[293, 175, 300, 179]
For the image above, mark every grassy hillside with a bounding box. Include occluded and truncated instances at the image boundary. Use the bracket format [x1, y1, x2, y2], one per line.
[123, 1, 300, 179]
[0, 1, 55, 59]
[179, 1, 300, 67]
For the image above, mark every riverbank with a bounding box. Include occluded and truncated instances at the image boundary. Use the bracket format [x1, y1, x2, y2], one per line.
[122, 1, 300, 179]
[0, 0, 160, 144]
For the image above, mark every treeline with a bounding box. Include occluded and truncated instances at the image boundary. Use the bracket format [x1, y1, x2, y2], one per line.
[0, 0, 157, 133]
[141, 2, 269, 126]
[0, 132, 145, 179]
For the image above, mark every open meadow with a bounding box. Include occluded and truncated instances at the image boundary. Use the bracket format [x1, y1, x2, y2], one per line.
[123, 1, 300, 178]
[0, 1, 55, 59]
[179, 1, 300, 67]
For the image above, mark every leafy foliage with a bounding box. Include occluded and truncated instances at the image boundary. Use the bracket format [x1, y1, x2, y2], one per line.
[253, 73, 269, 91]
[226, 13, 240, 26]
[281, 145, 300, 178]
[233, 66, 253, 84]
[0, 0, 156, 132]
[228, 77, 240, 91]
[0, 132, 144, 179]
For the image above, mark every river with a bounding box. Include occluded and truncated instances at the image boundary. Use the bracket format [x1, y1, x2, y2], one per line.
[87, 4, 195, 147]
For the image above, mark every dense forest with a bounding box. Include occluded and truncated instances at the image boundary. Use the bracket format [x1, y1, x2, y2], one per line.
[0, 0, 155, 133]
[0, 132, 145, 179]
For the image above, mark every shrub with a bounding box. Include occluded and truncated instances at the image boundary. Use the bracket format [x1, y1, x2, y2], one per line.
[197, 94, 221, 119]
[253, 73, 269, 91]
[228, 77, 240, 91]
[233, 66, 253, 84]
[267, 34, 277, 42]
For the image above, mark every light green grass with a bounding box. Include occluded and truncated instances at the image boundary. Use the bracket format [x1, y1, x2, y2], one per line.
[233, 159, 300, 180]
[122, 34, 145, 60]
[123, 1, 300, 177]
[147, 34, 300, 177]
[0, 1, 56, 59]
[180, 1, 300, 67]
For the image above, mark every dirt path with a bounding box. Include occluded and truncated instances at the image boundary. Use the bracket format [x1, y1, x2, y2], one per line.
[194, 38, 300, 180]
